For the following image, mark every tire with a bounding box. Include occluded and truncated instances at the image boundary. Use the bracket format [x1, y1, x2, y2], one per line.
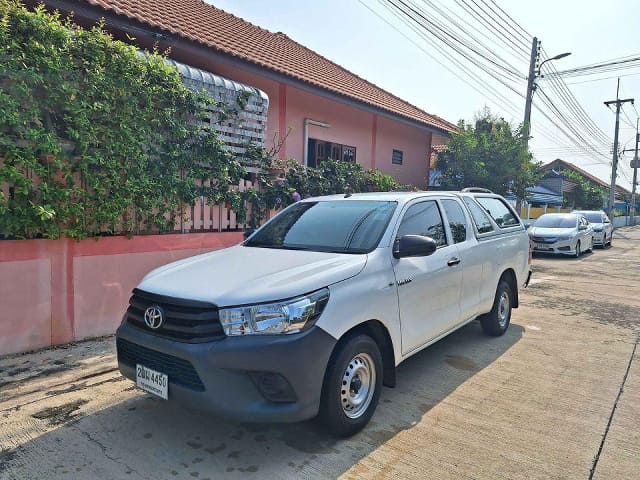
[480, 280, 513, 337]
[574, 240, 581, 258]
[602, 234, 606, 248]
[318, 334, 382, 437]
[608, 233, 613, 247]
[588, 237, 594, 253]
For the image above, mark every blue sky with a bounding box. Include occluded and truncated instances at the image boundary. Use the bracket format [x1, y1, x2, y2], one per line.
[210, 0, 640, 190]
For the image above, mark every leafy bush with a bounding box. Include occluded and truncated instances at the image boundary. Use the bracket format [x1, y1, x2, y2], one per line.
[435, 109, 540, 198]
[559, 169, 606, 210]
[0, 2, 406, 238]
[0, 1, 244, 239]
[246, 157, 401, 227]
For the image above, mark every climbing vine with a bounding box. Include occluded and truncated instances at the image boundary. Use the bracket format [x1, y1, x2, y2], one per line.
[0, 1, 404, 239]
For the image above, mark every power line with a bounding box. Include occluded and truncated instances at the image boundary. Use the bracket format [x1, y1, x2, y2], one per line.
[388, 0, 525, 78]
[455, 0, 530, 54]
[358, 1, 524, 120]
[539, 48, 612, 146]
[547, 55, 640, 78]
[565, 71, 640, 85]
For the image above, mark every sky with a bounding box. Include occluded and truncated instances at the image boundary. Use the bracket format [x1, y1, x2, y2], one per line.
[210, 0, 640, 191]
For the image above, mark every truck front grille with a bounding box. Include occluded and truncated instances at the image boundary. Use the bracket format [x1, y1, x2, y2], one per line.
[117, 338, 205, 391]
[125, 289, 224, 343]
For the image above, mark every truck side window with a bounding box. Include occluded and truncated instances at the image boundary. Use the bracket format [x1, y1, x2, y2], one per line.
[462, 197, 494, 234]
[397, 201, 446, 247]
[441, 199, 467, 243]
[475, 197, 519, 228]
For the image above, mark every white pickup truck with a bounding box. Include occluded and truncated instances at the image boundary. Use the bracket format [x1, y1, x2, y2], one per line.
[116, 189, 531, 436]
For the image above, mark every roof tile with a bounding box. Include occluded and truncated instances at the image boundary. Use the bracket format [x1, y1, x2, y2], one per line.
[79, 0, 456, 132]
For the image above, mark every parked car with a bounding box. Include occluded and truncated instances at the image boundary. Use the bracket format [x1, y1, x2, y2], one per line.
[116, 190, 531, 437]
[572, 210, 613, 247]
[529, 213, 594, 257]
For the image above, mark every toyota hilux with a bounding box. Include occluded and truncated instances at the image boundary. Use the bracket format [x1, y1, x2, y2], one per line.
[116, 189, 531, 437]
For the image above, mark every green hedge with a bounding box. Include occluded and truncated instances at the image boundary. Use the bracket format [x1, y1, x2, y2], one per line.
[0, 1, 403, 239]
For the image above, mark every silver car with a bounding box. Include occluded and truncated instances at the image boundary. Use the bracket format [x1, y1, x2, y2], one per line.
[529, 213, 594, 257]
[572, 210, 613, 247]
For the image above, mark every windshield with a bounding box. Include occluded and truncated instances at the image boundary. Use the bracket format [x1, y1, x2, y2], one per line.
[245, 200, 397, 253]
[577, 213, 603, 223]
[534, 215, 577, 229]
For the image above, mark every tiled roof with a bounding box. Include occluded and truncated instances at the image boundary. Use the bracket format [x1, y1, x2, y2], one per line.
[540, 159, 630, 194]
[79, 0, 456, 133]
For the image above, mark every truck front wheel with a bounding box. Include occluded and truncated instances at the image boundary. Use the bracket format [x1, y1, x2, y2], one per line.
[318, 334, 382, 437]
[480, 280, 513, 337]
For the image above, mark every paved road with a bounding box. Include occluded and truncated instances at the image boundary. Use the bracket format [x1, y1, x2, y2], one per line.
[1, 227, 639, 479]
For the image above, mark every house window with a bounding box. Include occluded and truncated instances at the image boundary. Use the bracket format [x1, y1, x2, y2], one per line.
[392, 149, 403, 165]
[307, 138, 356, 167]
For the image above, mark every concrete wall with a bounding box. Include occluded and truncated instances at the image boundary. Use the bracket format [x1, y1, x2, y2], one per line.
[0, 233, 242, 356]
[613, 216, 640, 228]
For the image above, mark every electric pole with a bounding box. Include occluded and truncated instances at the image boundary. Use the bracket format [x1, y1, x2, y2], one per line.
[523, 37, 539, 146]
[604, 79, 634, 226]
[622, 118, 639, 225]
[522, 39, 570, 147]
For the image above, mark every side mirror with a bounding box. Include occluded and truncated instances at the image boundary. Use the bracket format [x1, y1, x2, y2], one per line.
[579, 225, 587, 231]
[604, 219, 610, 224]
[393, 235, 438, 259]
[243, 229, 255, 240]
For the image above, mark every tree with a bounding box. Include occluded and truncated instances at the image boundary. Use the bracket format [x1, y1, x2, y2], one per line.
[435, 108, 540, 198]
[559, 169, 606, 210]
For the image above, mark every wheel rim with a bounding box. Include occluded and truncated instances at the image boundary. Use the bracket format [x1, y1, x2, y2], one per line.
[497, 291, 510, 328]
[341, 353, 376, 419]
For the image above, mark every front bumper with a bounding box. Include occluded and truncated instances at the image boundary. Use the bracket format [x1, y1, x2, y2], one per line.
[531, 238, 577, 255]
[116, 322, 337, 423]
[593, 231, 605, 244]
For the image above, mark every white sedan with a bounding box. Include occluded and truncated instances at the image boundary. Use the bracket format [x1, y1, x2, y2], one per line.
[572, 210, 613, 247]
[529, 213, 594, 257]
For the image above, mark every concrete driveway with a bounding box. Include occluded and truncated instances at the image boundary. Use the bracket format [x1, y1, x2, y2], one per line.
[1, 227, 639, 479]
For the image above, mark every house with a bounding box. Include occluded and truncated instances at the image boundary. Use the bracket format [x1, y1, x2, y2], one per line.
[539, 159, 630, 201]
[523, 159, 632, 217]
[32, 0, 456, 186]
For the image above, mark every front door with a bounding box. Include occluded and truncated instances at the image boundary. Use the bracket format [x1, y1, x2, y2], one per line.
[392, 200, 462, 355]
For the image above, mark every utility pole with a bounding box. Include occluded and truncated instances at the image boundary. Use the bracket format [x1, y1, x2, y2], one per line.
[622, 118, 639, 225]
[523, 37, 539, 146]
[604, 79, 634, 226]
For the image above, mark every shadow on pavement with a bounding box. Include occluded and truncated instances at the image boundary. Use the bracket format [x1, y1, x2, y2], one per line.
[2, 322, 524, 479]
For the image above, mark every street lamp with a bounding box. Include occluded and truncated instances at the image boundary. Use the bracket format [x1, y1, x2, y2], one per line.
[536, 52, 571, 77]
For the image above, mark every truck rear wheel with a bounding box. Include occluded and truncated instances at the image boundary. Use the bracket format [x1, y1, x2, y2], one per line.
[318, 334, 382, 437]
[480, 280, 513, 337]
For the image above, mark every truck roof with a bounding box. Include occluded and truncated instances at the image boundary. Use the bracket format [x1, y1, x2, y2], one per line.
[300, 190, 502, 203]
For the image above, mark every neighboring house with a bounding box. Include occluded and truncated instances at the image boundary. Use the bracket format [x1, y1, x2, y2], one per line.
[32, 0, 456, 186]
[528, 159, 631, 211]
[540, 158, 629, 201]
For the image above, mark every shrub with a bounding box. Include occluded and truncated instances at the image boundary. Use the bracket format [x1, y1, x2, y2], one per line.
[0, 1, 243, 239]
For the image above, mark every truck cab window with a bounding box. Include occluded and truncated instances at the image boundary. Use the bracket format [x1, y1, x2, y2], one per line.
[475, 197, 519, 228]
[462, 197, 494, 234]
[441, 199, 467, 243]
[397, 201, 447, 247]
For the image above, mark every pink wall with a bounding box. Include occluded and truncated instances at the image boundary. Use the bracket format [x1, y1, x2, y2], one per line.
[0, 233, 242, 356]
[172, 52, 437, 187]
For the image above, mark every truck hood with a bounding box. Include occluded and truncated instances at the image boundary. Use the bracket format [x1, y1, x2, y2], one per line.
[137, 245, 367, 306]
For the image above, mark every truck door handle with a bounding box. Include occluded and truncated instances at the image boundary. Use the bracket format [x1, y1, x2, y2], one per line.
[447, 257, 461, 267]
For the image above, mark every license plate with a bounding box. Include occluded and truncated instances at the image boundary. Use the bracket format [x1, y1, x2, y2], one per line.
[534, 243, 548, 250]
[136, 364, 168, 399]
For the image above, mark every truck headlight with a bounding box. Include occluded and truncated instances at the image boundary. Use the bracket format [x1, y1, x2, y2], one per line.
[219, 288, 329, 336]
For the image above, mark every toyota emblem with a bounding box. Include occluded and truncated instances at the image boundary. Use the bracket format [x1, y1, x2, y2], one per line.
[144, 305, 164, 330]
